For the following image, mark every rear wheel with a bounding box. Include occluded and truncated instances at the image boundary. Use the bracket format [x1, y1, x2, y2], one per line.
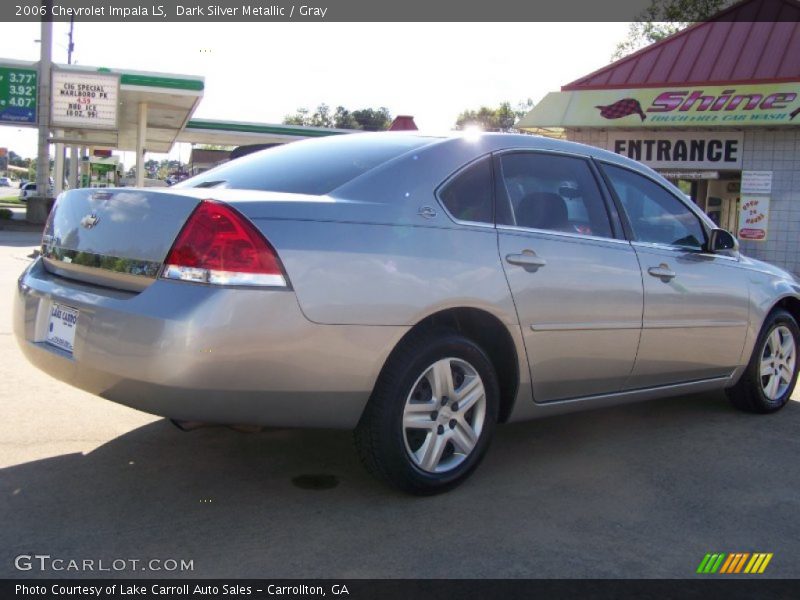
[354, 330, 499, 494]
[727, 309, 799, 413]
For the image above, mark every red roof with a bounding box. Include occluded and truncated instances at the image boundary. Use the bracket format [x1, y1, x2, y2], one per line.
[388, 115, 418, 131]
[563, 0, 800, 90]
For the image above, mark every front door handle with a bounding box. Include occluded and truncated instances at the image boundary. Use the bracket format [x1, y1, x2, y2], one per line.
[506, 250, 547, 271]
[648, 263, 676, 281]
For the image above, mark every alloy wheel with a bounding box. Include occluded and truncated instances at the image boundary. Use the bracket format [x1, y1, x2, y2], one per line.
[402, 357, 487, 473]
[760, 325, 796, 401]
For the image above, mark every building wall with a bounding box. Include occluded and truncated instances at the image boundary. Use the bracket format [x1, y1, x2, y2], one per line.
[566, 128, 800, 277]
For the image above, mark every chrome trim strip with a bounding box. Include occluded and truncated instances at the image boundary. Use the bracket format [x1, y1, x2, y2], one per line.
[535, 375, 734, 406]
[492, 147, 592, 160]
[42, 246, 161, 278]
[42, 258, 153, 293]
[531, 319, 746, 332]
[630, 241, 740, 261]
[531, 321, 641, 332]
[497, 224, 631, 246]
[643, 319, 748, 329]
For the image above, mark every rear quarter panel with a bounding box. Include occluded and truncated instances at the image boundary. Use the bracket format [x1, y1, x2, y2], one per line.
[254, 219, 520, 328]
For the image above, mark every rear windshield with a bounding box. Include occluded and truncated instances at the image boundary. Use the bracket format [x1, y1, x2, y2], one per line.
[176, 134, 432, 195]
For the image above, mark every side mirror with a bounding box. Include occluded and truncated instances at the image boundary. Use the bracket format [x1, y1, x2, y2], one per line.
[708, 228, 739, 253]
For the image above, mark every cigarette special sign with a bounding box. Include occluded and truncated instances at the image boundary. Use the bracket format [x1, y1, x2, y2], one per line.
[518, 83, 800, 129]
[609, 132, 743, 169]
[51, 70, 119, 130]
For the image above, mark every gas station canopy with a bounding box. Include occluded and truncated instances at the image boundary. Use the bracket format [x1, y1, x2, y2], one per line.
[0, 58, 205, 153]
[179, 119, 350, 147]
[0, 58, 353, 154]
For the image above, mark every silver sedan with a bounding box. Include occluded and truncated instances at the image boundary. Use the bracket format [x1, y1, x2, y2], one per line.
[15, 132, 800, 494]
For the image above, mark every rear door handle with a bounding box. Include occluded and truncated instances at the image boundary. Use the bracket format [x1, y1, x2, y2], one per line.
[506, 251, 547, 271]
[648, 263, 676, 281]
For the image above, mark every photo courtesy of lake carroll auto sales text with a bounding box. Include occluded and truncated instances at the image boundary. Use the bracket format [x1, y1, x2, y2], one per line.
[1, 0, 800, 599]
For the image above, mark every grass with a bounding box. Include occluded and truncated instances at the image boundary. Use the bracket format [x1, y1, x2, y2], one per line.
[0, 191, 23, 204]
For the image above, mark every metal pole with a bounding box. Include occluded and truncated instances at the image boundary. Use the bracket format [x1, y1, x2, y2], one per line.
[136, 102, 147, 187]
[54, 129, 64, 195]
[69, 145, 78, 189]
[29, 8, 52, 224]
[59, 16, 74, 193]
[67, 16, 75, 65]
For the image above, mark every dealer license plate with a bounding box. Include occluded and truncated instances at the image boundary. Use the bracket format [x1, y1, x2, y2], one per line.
[46, 303, 79, 354]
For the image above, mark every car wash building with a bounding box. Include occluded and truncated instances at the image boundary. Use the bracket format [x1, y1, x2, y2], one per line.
[518, 0, 800, 276]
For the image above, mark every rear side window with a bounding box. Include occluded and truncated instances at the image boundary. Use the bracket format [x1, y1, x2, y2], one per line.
[176, 134, 432, 195]
[496, 152, 613, 238]
[438, 157, 494, 224]
[602, 164, 706, 250]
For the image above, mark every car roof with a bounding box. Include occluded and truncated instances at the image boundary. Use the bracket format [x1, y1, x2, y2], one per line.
[330, 131, 661, 180]
[328, 131, 663, 202]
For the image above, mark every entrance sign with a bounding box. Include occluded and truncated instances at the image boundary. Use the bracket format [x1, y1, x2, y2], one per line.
[51, 70, 119, 130]
[518, 83, 800, 129]
[741, 171, 772, 195]
[609, 132, 743, 169]
[738, 196, 770, 241]
[0, 66, 37, 125]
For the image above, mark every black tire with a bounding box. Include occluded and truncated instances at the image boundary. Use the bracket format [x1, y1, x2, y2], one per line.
[727, 309, 800, 414]
[354, 328, 499, 495]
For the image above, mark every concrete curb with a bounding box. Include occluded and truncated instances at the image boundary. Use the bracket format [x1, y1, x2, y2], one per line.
[0, 220, 43, 233]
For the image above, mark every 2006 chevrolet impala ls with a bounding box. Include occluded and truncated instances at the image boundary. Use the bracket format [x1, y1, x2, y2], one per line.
[15, 132, 800, 493]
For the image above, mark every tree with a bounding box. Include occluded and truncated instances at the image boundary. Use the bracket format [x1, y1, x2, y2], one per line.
[144, 159, 160, 176]
[350, 107, 392, 131]
[156, 158, 186, 180]
[333, 106, 360, 129]
[454, 100, 534, 132]
[310, 103, 333, 128]
[283, 104, 392, 131]
[612, 0, 731, 59]
[283, 107, 309, 126]
[8, 150, 30, 168]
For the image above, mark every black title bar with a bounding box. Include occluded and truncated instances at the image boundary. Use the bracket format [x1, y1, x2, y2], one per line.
[4, 579, 800, 600]
[2, 0, 800, 23]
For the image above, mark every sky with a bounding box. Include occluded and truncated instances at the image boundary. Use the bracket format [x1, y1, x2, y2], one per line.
[0, 21, 630, 164]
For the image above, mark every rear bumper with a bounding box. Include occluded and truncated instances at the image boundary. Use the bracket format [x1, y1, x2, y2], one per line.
[15, 259, 407, 428]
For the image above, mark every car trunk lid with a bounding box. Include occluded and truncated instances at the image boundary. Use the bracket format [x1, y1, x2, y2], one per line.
[41, 188, 203, 292]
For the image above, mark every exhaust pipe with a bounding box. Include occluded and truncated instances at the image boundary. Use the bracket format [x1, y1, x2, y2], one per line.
[170, 419, 213, 432]
[170, 419, 263, 433]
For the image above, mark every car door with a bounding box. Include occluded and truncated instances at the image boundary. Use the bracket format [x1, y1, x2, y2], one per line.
[495, 151, 644, 402]
[599, 162, 750, 388]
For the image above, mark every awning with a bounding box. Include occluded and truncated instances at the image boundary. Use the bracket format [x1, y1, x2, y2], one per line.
[518, 83, 800, 130]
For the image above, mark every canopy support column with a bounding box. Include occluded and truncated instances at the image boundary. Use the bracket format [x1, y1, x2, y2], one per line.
[135, 102, 148, 187]
[68, 146, 78, 189]
[53, 130, 64, 196]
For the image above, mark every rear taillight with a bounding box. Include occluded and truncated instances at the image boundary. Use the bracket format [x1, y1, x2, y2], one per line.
[162, 200, 288, 287]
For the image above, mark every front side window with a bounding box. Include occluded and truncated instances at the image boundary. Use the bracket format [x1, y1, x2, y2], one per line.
[602, 164, 706, 250]
[438, 157, 494, 224]
[496, 153, 614, 239]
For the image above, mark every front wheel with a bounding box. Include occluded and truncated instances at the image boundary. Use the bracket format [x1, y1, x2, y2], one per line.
[727, 309, 799, 413]
[354, 330, 499, 494]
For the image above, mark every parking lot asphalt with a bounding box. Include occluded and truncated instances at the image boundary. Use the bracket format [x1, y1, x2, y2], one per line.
[1, 229, 799, 579]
